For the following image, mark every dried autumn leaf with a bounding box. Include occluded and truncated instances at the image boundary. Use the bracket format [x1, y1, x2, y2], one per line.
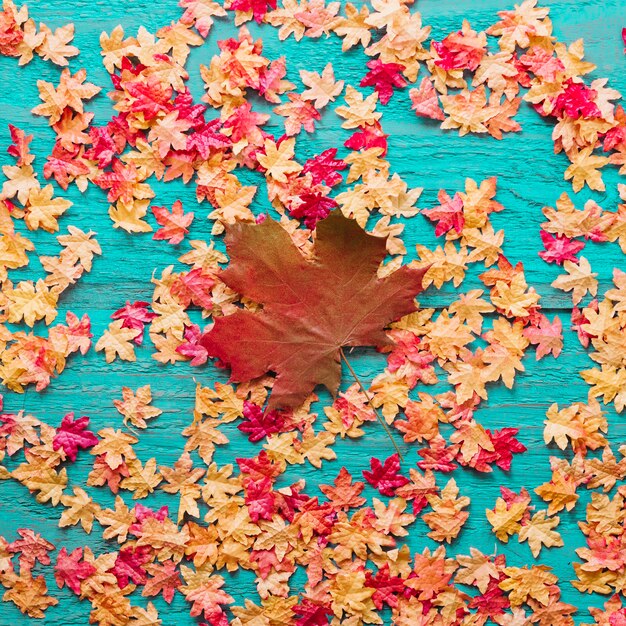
[564, 146, 609, 193]
[200, 212, 427, 409]
[518, 510, 564, 558]
[59, 486, 100, 533]
[551, 257, 598, 305]
[114, 385, 162, 429]
[3, 571, 58, 618]
[95, 320, 141, 363]
[152, 200, 194, 245]
[300, 63, 344, 109]
[36, 24, 79, 66]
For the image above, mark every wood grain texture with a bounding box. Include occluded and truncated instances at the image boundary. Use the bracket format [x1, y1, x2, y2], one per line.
[1, 0, 625, 623]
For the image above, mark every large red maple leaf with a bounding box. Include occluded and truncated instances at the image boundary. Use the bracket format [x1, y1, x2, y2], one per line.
[201, 212, 427, 409]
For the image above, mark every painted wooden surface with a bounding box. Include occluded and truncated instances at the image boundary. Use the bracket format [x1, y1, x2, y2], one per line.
[1, 0, 626, 623]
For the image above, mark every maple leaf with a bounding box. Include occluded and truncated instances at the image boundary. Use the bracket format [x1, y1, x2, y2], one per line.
[301, 148, 346, 187]
[111, 300, 157, 346]
[8, 528, 55, 572]
[301, 63, 344, 109]
[7, 125, 35, 166]
[486, 495, 528, 543]
[363, 453, 409, 497]
[52, 412, 98, 461]
[293, 598, 334, 626]
[36, 24, 79, 66]
[551, 257, 598, 305]
[152, 200, 194, 245]
[422, 190, 465, 237]
[95, 496, 135, 543]
[95, 320, 141, 363]
[330, 3, 372, 51]
[120, 457, 162, 499]
[180, 566, 234, 621]
[410, 77, 445, 121]
[58, 226, 102, 271]
[456, 548, 501, 593]
[257, 138, 302, 182]
[114, 385, 162, 429]
[11, 461, 68, 505]
[239, 401, 286, 442]
[538, 231, 585, 265]
[112, 545, 152, 588]
[200, 212, 427, 409]
[3, 571, 58, 618]
[319, 467, 366, 511]
[143, 559, 181, 604]
[360, 59, 407, 105]
[289, 191, 338, 229]
[518, 510, 564, 558]
[335, 86, 381, 129]
[564, 146, 609, 193]
[54, 547, 96, 595]
[423, 478, 470, 543]
[523, 315, 563, 359]
[59, 486, 100, 533]
[441, 86, 491, 136]
[274, 93, 321, 135]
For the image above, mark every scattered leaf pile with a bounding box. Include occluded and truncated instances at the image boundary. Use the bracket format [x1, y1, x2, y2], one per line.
[0, 0, 626, 624]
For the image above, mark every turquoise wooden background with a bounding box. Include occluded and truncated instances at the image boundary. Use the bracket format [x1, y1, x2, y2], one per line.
[1, 0, 626, 623]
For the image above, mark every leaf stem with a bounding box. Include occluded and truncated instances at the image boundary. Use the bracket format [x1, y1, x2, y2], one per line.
[339, 347, 404, 462]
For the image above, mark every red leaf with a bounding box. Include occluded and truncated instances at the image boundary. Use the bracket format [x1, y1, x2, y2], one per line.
[417, 436, 459, 472]
[111, 545, 152, 588]
[244, 477, 275, 522]
[94, 160, 143, 203]
[571, 300, 598, 348]
[186, 120, 231, 159]
[432, 28, 485, 72]
[54, 547, 96, 595]
[125, 76, 173, 121]
[344, 121, 388, 155]
[319, 466, 366, 511]
[222, 102, 270, 145]
[293, 599, 333, 626]
[171, 268, 215, 309]
[200, 212, 427, 409]
[52, 413, 98, 462]
[7, 124, 34, 166]
[469, 578, 510, 618]
[238, 401, 287, 442]
[237, 450, 283, 482]
[360, 59, 407, 105]
[422, 190, 465, 237]
[552, 79, 601, 119]
[365, 564, 405, 609]
[112, 301, 157, 345]
[523, 314, 563, 359]
[152, 200, 194, 245]
[229, 0, 276, 24]
[538, 231, 585, 265]
[289, 191, 338, 229]
[176, 324, 210, 365]
[362, 453, 409, 496]
[301, 148, 346, 187]
[84, 126, 117, 168]
[488, 428, 527, 471]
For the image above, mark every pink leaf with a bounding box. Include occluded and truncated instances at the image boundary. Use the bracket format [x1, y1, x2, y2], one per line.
[362, 453, 409, 496]
[52, 413, 98, 462]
